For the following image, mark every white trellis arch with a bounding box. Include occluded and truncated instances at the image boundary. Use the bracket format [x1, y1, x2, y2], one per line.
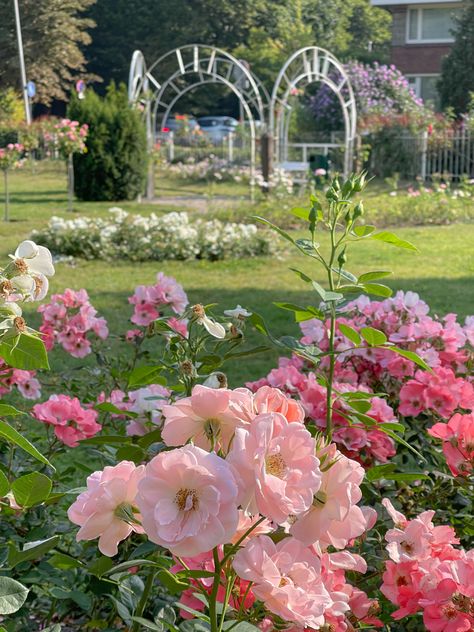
[270, 47, 357, 178]
[129, 45, 266, 195]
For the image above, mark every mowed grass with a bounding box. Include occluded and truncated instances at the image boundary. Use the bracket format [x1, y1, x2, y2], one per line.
[1, 161, 473, 385]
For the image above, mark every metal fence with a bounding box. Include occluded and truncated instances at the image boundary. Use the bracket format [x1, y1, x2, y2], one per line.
[366, 129, 474, 181]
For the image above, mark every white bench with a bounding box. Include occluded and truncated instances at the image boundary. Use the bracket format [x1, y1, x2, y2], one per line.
[278, 161, 309, 184]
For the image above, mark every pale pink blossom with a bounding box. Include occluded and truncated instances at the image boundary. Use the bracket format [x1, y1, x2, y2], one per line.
[137, 444, 238, 556]
[233, 535, 332, 629]
[227, 412, 321, 524]
[68, 461, 145, 556]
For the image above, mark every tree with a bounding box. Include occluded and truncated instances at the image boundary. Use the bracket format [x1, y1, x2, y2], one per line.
[0, 0, 96, 105]
[67, 83, 147, 201]
[85, 0, 269, 88]
[439, 0, 474, 114]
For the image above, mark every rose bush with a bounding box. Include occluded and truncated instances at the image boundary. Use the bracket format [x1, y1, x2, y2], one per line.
[0, 174, 472, 631]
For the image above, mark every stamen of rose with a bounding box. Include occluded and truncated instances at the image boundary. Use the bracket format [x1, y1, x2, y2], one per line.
[14, 316, 27, 333]
[204, 418, 221, 439]
[0, 280, 13, 297]
[14, 258, 29, 275]
[265, 453, 286, 478]
[175, 488, 199, 511]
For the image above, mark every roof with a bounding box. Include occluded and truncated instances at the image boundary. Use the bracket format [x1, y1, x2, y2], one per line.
[371, 0, 461, 5]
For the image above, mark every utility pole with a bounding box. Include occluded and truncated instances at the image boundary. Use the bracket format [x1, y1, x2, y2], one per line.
[13, 0, 31, 124]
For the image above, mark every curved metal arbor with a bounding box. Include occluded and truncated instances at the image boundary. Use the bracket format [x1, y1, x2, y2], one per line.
[129, 45, 266, 190]
[270, 47, 357, 177]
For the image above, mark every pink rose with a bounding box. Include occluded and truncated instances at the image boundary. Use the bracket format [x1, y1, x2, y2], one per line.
[137, 445, 238, 556]
[68, 461, 145, 556]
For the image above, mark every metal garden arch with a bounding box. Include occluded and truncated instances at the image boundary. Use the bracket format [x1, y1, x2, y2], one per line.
[129, 45, 266, 195]
[270, 47, 357, 177]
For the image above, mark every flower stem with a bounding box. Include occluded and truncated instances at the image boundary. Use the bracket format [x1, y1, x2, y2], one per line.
[209, 548, 222, 632]
[131, 569, 156, 632]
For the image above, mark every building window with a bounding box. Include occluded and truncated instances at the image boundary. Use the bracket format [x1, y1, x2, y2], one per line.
[407, 6, 462, 43]
[407, 75, 440, 108]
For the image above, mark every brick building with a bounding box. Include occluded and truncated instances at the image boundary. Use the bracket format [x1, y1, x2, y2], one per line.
[371, 1, 464, 106]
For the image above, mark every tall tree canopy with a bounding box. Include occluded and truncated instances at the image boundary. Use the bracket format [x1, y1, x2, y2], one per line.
[0, 0, 96, 105]
[85, 0, 269, 90]
[439, 0, 474, 114]
[85, 0, 391, 90]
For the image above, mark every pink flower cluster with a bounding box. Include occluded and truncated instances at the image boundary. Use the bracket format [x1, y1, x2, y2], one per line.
[0, 143, 24, 171]
[32, 394, 101, 447]
[429, 413, 474, 477]
[44, 119, 88, 157]
[0, 361, 41, 400]
[69, 384, 376, 629]
[38, 288, 108, 358]
[381, 499, 474, 631]
[128, 272, 188, 328]
[249, 291, 474, 464]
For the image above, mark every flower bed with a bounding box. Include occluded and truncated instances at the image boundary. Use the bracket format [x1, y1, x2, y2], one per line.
[32, 208, 278, 261]
[1, 175, 474, 631]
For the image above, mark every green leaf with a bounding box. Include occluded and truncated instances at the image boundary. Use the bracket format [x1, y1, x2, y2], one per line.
[381, 427, 425, 461]
[332, 267, 358, 283]
[274, 303, 324, 322]
[312, 281, 343, 303]
[138, 428, 163, 449]
[360, 327, 387, 346]
[0, 333, 49, 370]
[177, 569, 215, 580]
[338, 324, 361, 345]
[88, 556, 114, 577]
[12, 472, 52, 507]
[80, 434, 133, 446]
[105, 559, 166, 576]
[8, 536, 59, 568]
[361, 283, 393, 298]
[291, 206, 311, 221]
[370, 231, 418, 251]
[358, 270, 392, 282]
[366, 463, 428, 482]
[157, 569, 189, 594]
[49, 552, 83, 570]
[352, 225, 375, 237]
[0, 577, 28, 614]
[347, 399, 372, 414]
[94, 402, 138, 418]
[116, 445, 146, 464]
[389, 346, 432, 372]
[131, 618, 163, 631]
[253, 216, 296, 245]
[0, 404, 22, 417]
[127, 365, 166, 389]
[0, 420, 54, 469]
[288, 267, 312, 283]
[224, 346, 269, 360]
[0, 470, 9, 497]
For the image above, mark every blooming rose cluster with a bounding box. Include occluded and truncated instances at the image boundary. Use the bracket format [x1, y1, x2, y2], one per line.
[0, 361, 41, 400]
[32, 394, 101, 447]
[44, 118, 88, 157]
[381, 498, 474, 631]
[249, 291, 474, 467]
[38, 288, 108, 358]
[0, 143, 24, 171]
[69, 384, 377, 630]
[128, 271, 188, 327]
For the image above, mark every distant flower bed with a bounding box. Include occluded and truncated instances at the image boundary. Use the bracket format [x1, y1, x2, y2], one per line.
[32, 208, 277, 261]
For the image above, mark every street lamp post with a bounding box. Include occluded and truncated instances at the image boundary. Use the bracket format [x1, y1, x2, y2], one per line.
[13, 0, 31, 125]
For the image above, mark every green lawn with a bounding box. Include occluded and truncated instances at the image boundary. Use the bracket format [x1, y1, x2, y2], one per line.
[1, 161, 473, 385]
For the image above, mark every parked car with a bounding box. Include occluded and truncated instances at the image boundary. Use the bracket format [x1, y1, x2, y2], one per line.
[161, 115, 199, 133]
[197, 116, 239, 143]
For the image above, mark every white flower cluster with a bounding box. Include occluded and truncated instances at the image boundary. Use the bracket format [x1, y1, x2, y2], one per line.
[32, 209, 277, 262]
[0, 240, 55, 341]
[160, 157, 294, 193]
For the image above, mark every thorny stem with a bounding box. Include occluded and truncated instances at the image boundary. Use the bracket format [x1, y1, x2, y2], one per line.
[209, 547, 222, 632]
[324, 202, 339, 443]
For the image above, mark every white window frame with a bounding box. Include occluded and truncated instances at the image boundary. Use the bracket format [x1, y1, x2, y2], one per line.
[406, 4, 460, 44]
[405, 73, 439, 99]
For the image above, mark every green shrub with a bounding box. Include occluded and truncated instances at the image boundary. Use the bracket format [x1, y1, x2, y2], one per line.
[67, 83, 147, 201]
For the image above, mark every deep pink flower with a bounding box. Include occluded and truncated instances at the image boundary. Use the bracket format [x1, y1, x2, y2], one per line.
[32, 394, 101, 447]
